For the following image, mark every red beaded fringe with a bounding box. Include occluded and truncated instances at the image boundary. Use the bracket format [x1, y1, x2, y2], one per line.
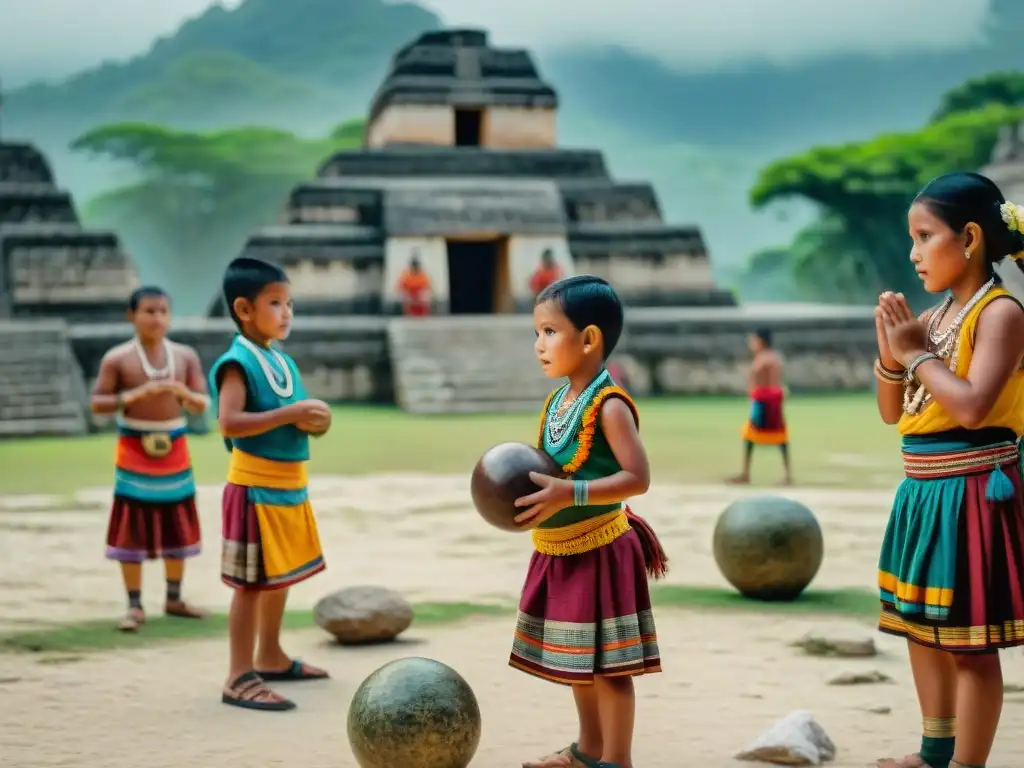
[625, 506, 668, 579]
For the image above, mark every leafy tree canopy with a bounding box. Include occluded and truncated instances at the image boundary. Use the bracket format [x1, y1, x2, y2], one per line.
[71, 119, 365, 314]
[746, 97, 1024, 303]
[931, 70, 1024, 122]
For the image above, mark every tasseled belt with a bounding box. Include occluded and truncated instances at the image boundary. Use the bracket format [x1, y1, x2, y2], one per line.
[902, 441, 1020, 502]
[531, 505, 669, 579]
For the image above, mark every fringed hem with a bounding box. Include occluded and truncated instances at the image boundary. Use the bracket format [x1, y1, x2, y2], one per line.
[625, 507, 668, 579]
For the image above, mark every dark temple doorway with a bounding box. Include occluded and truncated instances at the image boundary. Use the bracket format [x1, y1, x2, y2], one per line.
[454, 108, 483, 147]
[446, 238, 507, 314]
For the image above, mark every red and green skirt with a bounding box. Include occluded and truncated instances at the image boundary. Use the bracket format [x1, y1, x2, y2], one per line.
[878, 427, 1024, 653]
[510, 522, 663, 685]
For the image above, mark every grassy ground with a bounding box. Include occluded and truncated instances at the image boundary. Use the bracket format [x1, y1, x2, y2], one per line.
[0, 586, 879, 655]
[0, 393, 898, 496]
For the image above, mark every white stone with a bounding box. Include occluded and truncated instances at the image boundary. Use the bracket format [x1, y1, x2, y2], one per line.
[736, 710, 836, 765]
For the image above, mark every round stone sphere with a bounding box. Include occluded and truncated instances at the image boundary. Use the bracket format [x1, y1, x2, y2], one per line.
[712, 494, 824, 601]
[347, 657, 482, 768]
[470, 441, 561, 532]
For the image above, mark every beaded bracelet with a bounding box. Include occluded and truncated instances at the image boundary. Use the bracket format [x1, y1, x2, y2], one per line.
[573, 479, 589, 507]
[907, 352, 941, 382]
[873, 359, 905, 385]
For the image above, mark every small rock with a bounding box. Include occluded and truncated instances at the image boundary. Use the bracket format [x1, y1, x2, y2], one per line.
[866, 705, 891, 715]
[827, 670, 892, 686]
[736, 710, 836, 765]
[314, 585, 414, 645]
[793, 631, 876, 658]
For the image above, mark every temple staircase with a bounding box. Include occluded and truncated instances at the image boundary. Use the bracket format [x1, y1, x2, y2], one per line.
[387, 315, 555, 413]
[0, 321, 89, 436]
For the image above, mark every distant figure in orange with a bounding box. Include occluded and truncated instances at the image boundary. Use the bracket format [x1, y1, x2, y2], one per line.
[397, 255, 432, 316]
[529, 249, 563, 297]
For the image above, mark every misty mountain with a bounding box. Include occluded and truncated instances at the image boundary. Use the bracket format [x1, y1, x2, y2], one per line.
[1, 0, 1020, 285]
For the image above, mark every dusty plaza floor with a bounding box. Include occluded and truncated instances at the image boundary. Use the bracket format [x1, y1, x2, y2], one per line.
[2, 398, 1024, 766]
[3, 475, 1024, 767]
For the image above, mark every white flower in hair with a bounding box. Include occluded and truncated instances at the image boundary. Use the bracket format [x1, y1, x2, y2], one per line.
[1000, 201, 1024, 233]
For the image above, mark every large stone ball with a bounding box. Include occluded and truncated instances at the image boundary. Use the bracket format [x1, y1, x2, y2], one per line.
[712, 494, 824, 601]
[347, 657, 481, 768]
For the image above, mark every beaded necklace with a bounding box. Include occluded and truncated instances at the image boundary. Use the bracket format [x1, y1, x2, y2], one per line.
[543, 368, 611, 454]
[236, 335, 294, 399]
[903, 277, 995, 415]
[133, 336, 174, 380]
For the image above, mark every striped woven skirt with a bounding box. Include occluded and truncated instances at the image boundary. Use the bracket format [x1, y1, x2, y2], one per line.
[742, 385, 788, 445]
[510, 509, 662, 685]
[878, 427, 1024, 653]
[105, 418, 201, 562]
[220, 449, 325, 591]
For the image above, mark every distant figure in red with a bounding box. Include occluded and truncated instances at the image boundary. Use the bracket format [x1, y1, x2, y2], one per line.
[726, 327, 793, 485]
[397, 255, 432, 316]
[529, 249, 563, 296]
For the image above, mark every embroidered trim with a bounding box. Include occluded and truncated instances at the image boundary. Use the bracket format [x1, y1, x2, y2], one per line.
[536, 385, 639, 473]
[902, 443, 1019, 478]
[531, 509, 630, 555]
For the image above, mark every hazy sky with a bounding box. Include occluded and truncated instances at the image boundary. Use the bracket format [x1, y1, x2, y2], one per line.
[0, 0, 991, 86]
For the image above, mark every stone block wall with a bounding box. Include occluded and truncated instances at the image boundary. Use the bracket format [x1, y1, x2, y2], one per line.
[0, 304, 879, 437]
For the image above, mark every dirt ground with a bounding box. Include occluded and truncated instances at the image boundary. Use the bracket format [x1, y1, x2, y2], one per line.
[3, 477, 1024, 767]
[0, 476, 894, 630]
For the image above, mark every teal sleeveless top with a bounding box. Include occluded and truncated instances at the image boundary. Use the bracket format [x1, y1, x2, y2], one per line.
[537, 368, 639, 529]
[208, 334, 310, 462]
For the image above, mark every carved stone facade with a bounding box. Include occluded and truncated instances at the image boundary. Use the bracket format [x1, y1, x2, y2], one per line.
[225, 29, 734, 324]
[27, 307, 872, 430]
[0, 142, 140, 322]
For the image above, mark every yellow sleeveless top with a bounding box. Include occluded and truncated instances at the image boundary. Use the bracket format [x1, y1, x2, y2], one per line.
[899, 286, 1024, 436]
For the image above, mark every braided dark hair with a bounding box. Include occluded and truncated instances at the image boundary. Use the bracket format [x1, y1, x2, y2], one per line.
[914, 172, 1024, 274]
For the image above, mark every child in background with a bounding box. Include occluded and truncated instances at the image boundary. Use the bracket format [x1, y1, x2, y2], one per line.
[90, 286, 208, 631]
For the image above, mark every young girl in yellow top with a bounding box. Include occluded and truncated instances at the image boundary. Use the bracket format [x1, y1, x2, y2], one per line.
[874, 172, 1024, 768]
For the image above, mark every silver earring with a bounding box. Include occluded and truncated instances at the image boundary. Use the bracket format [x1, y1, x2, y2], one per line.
[965, 249, 972, 260]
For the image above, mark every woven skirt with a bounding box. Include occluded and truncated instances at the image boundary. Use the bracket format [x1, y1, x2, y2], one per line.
[220, 482, 325, 591]
[878, 428, 1024, 653]
[510, 528, 661, 685]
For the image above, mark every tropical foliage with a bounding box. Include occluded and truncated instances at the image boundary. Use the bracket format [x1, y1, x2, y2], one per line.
[71, 119, 364, 313]
[743, 71, 1024, 304]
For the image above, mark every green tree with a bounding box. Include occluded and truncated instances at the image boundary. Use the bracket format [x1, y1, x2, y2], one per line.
[72, 119, 364, 314]
[931, 71, 1024, 122]
[747, 103, 1024, 303]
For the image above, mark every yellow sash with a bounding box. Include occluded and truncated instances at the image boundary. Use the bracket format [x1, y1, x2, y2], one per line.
[227, 449, 307, 490]
[531, 509, 630, 556]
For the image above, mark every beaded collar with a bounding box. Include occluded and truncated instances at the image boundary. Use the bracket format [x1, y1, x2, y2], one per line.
[543, 368, 611, 454]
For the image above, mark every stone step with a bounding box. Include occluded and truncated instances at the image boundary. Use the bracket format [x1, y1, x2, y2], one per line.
[0, 393, 69, 409]
[0, 365, 75, 381]
[388, 317, 559, 414]
[0, 380, 72, 396]
[0, 415, 87, 437]
[0, 400, 82, 420]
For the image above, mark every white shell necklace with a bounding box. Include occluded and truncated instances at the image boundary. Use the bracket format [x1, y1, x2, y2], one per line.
[903, 277, 995, 415]
[236, 335, 294, 399]
[132, 336, 175, 380]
